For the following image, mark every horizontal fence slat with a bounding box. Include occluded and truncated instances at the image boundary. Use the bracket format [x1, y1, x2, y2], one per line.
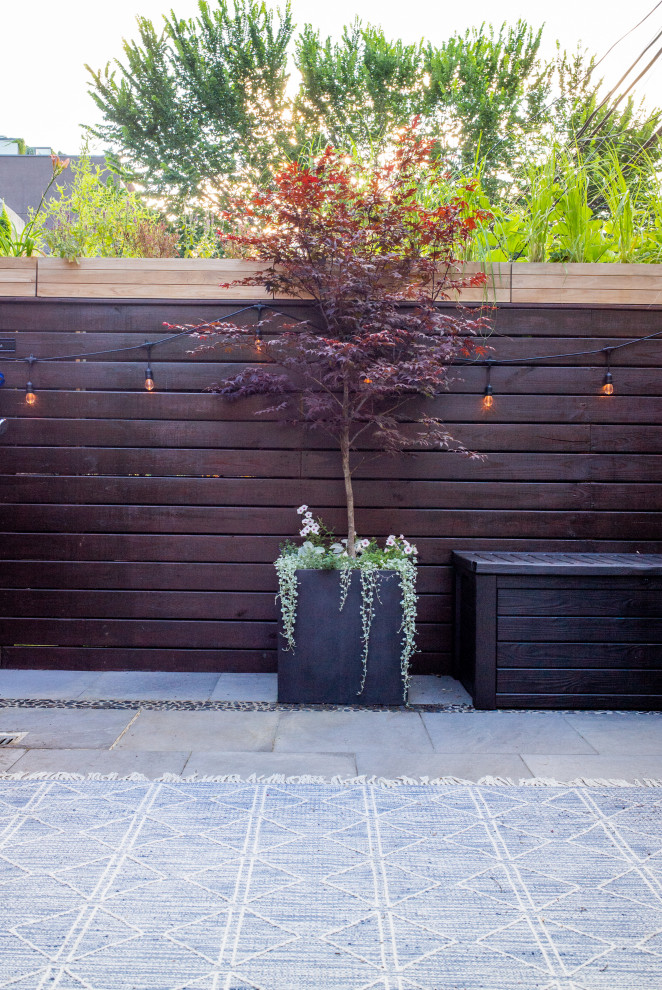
[2, 505, 660, 539]
[2, 390, 661, 424]
[2, 534, 658, 563]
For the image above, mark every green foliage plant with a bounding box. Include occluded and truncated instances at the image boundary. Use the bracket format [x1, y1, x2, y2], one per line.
[0, 155, 70, 257]
[31, 152, 179, 262]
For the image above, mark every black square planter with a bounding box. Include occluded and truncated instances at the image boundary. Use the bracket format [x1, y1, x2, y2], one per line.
[277, 568, 407, 705]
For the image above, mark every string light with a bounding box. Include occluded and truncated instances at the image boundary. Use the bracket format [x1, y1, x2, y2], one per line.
[144, 344, 155, 392]
[25, 355, 36, 405]
[255, 327, 263, 351]
[0, 306, 659, 400]
[482, 360, 494, 409]
[602, 348, 614, 395]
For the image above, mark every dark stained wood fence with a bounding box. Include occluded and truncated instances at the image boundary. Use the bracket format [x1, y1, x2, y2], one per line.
[0, 297, 660, 675]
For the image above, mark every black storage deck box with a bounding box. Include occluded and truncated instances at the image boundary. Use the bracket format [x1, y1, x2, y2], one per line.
[453, 552, 662, 710]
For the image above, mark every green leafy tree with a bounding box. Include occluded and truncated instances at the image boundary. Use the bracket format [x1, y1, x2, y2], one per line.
[86, 3, 662, 207]
[86, 0, 294, 206]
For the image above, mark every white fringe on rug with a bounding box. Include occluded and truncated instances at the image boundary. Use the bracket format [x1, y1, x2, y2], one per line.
[0, 771, 660, 787]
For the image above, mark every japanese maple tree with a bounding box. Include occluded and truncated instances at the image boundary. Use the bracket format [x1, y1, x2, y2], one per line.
[170, 123, 492, 556]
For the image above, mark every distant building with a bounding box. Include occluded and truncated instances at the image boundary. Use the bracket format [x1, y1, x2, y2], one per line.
[0, 138, 106, 224]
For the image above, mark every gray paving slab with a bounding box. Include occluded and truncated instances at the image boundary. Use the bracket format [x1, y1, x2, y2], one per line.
[421, 711, 599, 754]
[0, 669, 97, 699]
[79, 671, 221, 701]
[7, 749, 190, 778]
[274, 710, 434, 753]
[561, 712, 662, 755]
[114, 710, 278, 752]
[355, 752, 532, 781]
[408, 676, 472, 706]
[184, 751, 357, 778]
[0, 708, 136, 749]
[522, 753, 662, 782]
[0, 749, 27, 772]
[210, 673, 278, 702]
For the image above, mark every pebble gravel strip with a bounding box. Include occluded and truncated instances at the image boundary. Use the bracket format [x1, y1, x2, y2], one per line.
[0, 698, 658, 714]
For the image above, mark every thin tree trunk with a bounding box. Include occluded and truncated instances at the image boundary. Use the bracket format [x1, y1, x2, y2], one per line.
[341, 384, 356, 557]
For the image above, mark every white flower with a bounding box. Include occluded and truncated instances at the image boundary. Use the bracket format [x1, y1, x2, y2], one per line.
[300, 525, 311, 535]
[386, 535, 396, 546]
[404, 545, 413, 555]
[309, 523, 320, 534]
[360, 539, 370, 549]
[297, 505, 308, 515]
[304, 511, 313, 520]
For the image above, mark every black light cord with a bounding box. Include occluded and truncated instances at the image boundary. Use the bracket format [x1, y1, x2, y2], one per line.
[1, 302, 660, 372]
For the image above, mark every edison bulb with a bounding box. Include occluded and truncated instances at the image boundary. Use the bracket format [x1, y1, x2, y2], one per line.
[482, 393, 494, 409]
[144, 377, 155, 392]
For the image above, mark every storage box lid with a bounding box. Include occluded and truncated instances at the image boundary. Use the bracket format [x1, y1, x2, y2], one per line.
[452, 551, 662, 575]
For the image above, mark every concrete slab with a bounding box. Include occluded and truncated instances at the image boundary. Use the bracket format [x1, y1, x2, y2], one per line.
[421, 712, 598, 754]
[274, 710, 434, 753]
[210, 673, 278, 702]
[8, 749, 190, 778]
[561, 713, 662, 755]
[184, 751, 357, 778]
[0, 748, 27, 772]
[0, 670, 97, 699]
[79, 671, 221, 701]
[355, 752, 532, 781]
[408, 676, 472, 706]
[522, 753, 662, 783]
[0, 708, 136, 749]
[114, 710, 278, 752]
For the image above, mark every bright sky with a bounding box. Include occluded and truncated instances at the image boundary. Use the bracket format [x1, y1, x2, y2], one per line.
[2, 0, 661, 154]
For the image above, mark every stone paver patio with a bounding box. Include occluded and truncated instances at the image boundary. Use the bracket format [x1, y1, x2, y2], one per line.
[0, 671, 658, 782]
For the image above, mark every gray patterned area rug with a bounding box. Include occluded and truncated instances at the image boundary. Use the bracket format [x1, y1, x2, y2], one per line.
[0, 777, 661, 990]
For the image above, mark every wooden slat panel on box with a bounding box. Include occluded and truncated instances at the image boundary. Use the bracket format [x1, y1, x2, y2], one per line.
[0, 259, 37, 297]
[498, 588, 662, 616]
[497, 669, 662, 693]
[496, 693, 662, 710]
[497, 642, 662, 668]
[499, 616, 662, 642]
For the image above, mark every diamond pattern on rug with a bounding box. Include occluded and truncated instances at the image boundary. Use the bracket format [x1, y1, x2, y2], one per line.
[0, 781, 659, 989]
